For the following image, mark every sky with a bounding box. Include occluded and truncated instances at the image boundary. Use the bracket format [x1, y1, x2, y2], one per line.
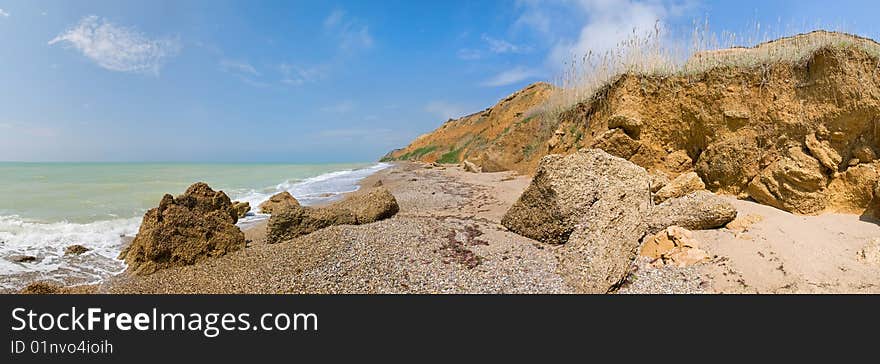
[0, 0, 878, 163]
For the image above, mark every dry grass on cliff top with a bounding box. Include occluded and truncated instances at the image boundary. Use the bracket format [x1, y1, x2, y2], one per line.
[542, 21, 880, 125]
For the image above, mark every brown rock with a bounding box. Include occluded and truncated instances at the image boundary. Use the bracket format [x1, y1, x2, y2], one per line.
[8, 255, 37, 263]
[20, 281, 63, 294]
[853, 146, 876, 164]
[259, 191, 300, 214]
[64, 245, 90, 256]
[648, 191, 738, 234]
[805, 133, 842, 172]
[119, 183, 246, 275]
[231, 201, 250, 219]
[725, 214, 764, 231]
[747, 147, 829, 214]
[640, 226, 709, 267]
[462, 160, 482, 173]
[653, 172, 706, 203]
[591, 128, 641, 159]
[695, 134, 763, 194]
[267, 187, 399, 244]
[662, 150, 694, 173]
[648, 173, 670, 193]
[607, 114, 643, 139]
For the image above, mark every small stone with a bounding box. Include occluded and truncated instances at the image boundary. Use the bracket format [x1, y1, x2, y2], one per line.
[64, 245, 90, 256]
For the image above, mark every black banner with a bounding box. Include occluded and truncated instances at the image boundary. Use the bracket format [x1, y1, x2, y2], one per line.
[2, 295, 878, 362]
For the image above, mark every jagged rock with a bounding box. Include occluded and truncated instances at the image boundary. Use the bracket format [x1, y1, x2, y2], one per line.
[462, 160, 482, 173]
[805, 133, 842, 172]
[695, 134, 763, 194]
[748, 147, 829, 214]
[854, 146, 876, 164]
[64, 245, 90, 256]
[640, 226, 709, 267]
[607, 114, 643, 138]
[591, 128, 641, 159]
[502, 149, 650, 245]
[647, 191, 738, 234]
[231, 201, 250, 219]
[653, 172, 706, 203]
[120, 183, 246, 275]
[267, 188, 399, 243]
[259, 191, 300, 214]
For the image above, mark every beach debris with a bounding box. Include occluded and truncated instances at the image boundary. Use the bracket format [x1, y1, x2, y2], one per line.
[8, 255, 37, 263]
[259, 191, 300, 214]
[120, 182, 246, 275]
[267, 187, 399, 243]
[64, 244, 90, 256]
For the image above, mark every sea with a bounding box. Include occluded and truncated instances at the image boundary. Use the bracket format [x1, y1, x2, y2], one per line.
[0, 162, 391, 291]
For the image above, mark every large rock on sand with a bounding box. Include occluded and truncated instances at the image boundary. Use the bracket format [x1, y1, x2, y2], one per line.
[267, 187, 399, 243]
[120, 182, 246, 275]
[259, 191, 300, 214]
[647, 191, 737, 234]
[502, 149, 650, 245]
[231, 201, 250, 219]
[747, 146, 829, 214]
[502, 149, 652, 293]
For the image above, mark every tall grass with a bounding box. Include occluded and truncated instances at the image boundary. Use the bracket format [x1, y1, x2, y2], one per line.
[542, 20, 880, 124]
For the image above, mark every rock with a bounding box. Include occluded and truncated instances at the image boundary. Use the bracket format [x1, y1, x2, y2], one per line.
[544, 150, 652, 293]
[332, 187, 400, 223]
[64, 245, 90, 256]
[462, 160, 482, 173]
[747, 147, 829, 214]
[695, 134, 763, 194]
[857, 238, 880, 264]
[653, 172, 706, 203]
[805, 133, 842, 172]
[267, 188, 399, 243]
[853, 146, 876, 164]
[662, 150, 693, 173]
[591, 128, 641, 159]
[231, 201, 250, 219]
[119, 183, 246, 275]
[20, 281, 63, 294]
[607, 114, 643, 138]
[502, 149, 650, 245]
[259, 191, 300, 214]
[639, 226, 709, 267]
[373, 180, 384, 188]
[8, 255, 37, 263]
[725, 214, 764, 231]
[648, 173, 670, 193]
[647, 191, 737, 234]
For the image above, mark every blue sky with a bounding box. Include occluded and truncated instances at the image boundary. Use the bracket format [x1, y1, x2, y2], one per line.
[0, 0, 878, 162]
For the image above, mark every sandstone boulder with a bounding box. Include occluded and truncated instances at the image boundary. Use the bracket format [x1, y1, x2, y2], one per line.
[231, 201, 250, 219]
[259, 191, 300, 214]
[653, 171, 706, 203]
[853, 146, 876, 164]
[502, 149, 650, 245]
[462, 160, 482, 173]
[747, 147, 829, 214]
[695, 134, 763, 195]
[120, 183, 246, 275]
[267, 187, 399, 244]
[639, 226, 709, 267]
[647, 191, 737, 234]
[607, 114, 642, 139]
[591, 128, 641, 160]
[805, 133, 842, 172]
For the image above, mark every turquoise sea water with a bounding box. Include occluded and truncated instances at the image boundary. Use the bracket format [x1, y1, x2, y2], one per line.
[0, 162, 389, 289]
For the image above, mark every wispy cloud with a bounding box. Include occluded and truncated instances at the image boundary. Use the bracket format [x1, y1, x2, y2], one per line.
[321, 100, 355, 113]
[481, 67, 541, 87]
[425, 101, 468, 120]
[0, 9, 10, 17]
[323, 9, 374, 51]
[481, 34, 531, 54]
[456, 48, 482, 60]
[48, 15, 180, 75]
[219, 59, 259, 76]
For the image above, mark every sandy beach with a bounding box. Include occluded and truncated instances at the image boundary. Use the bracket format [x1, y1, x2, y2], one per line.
[14, 160, 875, 294]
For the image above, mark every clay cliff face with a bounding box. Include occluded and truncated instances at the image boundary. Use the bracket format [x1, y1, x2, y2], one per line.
[386, 31, 880, 216]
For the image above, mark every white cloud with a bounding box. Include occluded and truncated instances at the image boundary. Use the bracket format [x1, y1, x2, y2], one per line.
[515, 0, 693, 68]
[481, 67, 541, 87]
[48, 16, 180, 75]
[482, 34, 531, 54]
[321, 100, 355, 113]
[0, 9, 10, 17]
[456, 48, 482, 60]
[323, 9, 374, 51]
[425, 101, 468, 120]
[220, 59, 259, 76]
